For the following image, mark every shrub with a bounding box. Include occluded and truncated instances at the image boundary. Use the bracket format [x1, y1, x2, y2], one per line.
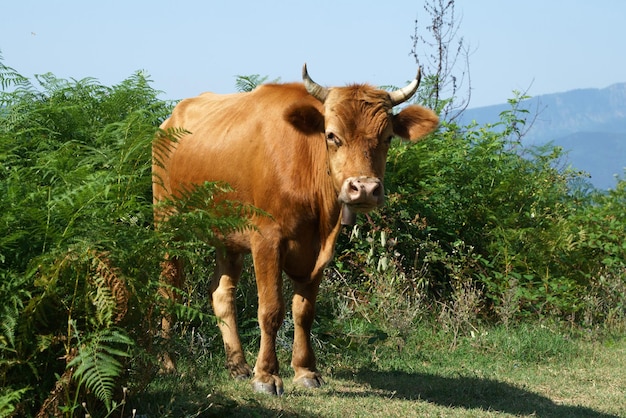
[331, 91, 625, 328]
[0, 61, 254, 416]
[0, 59, 173, 415]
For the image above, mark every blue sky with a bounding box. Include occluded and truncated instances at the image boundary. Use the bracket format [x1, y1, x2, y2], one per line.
[1, 0, 624, 108]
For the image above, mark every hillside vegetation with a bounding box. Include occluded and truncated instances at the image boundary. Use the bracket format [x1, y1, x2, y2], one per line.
[461, 83, 626, 189]
[1, 61, 625, 417]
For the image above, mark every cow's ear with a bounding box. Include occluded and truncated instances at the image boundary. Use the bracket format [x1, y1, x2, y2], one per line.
[284, 104, 325, 135]
[392, 105, 439, 141]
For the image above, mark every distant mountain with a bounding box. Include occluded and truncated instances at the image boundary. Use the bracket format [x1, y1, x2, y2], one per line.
[460, 83, 626, 189]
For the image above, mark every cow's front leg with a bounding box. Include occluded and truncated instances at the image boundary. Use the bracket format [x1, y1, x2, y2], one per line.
[251, 237, 285, 395]
[291, 278, 324, 388]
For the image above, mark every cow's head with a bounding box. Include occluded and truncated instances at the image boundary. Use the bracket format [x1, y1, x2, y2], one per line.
[300, 64, 439, 223]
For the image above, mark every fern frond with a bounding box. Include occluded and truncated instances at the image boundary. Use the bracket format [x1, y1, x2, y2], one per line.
[68, 327, 133, 412]
[0, 54, 31, 91]
[156, 181, 266, 246]
[156, 283, 216, 325]
[0, 386, 30, 418]
[234, 74, 280, 92]
[89, 251, 129, 325]
[0, 271, 31, 352]
[152, 127, 190, 171]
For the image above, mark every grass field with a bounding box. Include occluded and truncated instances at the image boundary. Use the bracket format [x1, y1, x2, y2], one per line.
[130, 323, 625, 417]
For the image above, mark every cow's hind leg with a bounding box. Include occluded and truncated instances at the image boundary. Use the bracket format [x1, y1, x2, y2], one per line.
[291, 278, 325, 389]
[210, 251, 252, 379]
[159, 255, 184, 373]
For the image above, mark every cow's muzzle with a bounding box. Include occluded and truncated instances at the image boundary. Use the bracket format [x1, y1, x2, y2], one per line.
[339, 177, 384, 224]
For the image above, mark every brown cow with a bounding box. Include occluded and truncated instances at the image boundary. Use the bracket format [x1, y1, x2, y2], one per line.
[153, 64, 438, 395]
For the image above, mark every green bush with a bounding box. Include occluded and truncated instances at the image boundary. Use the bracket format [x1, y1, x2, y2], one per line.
[0, 61, 256, 416]
[332, 91, 626, 328]
[0, 59, 172, 415]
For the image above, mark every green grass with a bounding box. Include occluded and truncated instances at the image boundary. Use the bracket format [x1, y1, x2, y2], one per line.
[128, 323, 626, 417]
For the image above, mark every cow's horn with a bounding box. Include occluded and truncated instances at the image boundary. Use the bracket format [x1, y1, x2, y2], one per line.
[389, 67, 422, 106]
[302, 63, 329, 103]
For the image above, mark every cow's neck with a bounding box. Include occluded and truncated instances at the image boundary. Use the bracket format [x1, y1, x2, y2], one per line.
[309, 198, 343, 281]
[317, 135, 345, 235]
[305, 137, 345, 279]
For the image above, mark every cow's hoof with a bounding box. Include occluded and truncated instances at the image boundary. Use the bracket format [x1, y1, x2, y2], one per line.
[294, 374, 325, 389]
[252, 376, 284, 396]
[158, 352, 177, 374]
[228, 362, 253, 380]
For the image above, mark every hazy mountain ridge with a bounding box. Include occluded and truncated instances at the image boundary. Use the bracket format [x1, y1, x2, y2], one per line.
[461, 83, 626, 189]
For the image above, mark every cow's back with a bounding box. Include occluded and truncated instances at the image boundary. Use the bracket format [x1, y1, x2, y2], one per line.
[153, 83, 329, 242]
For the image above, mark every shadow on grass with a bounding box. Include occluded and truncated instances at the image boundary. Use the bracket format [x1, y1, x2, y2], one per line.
[341, 370, 618, 417]
[130, 387, 305, 418]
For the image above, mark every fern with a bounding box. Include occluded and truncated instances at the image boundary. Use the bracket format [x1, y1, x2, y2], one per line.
[68, 327, 133, 412]
[0, 62, 173, 415]
[152, 126, 189, 170]
[158, 283, 216, 325]
[89, 250, 129, 326]
[234, 74, 276, 92]
[0, 386, 30, 418]
[157, 181, 265, 242]
[0, 53, 30, 91]
[0, 271, 30, 353]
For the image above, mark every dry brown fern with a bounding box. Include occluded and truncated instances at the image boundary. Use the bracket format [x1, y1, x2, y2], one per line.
[90, 250, 129, 324]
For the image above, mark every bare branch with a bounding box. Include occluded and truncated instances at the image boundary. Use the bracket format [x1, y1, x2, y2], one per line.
[410, 0, 471, 122]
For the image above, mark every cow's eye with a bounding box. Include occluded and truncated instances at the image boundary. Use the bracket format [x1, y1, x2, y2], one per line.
[326, 132, 341, 146]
